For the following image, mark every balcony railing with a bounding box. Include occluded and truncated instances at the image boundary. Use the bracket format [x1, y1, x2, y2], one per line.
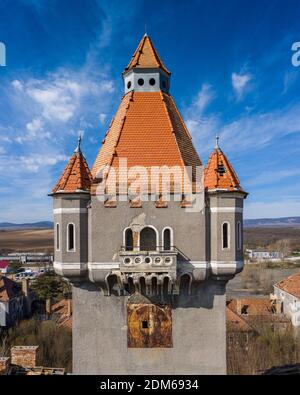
[120, 245, 178, 253]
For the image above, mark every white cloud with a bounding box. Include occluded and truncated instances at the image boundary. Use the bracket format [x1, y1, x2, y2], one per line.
[219, 103, 300, 155]
[11, 79, 23, 91]
[193, 83, 215, 115]
[99, 113, 107, 125]
[231, 72, 251, 99]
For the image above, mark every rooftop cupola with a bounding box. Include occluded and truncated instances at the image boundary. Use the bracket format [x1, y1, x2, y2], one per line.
[123, 34, 171, 94]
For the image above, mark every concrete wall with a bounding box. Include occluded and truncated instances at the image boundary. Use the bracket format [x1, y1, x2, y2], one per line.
[274, 287, 300, 327]
[72, 280, 227, 375]
[207, 193, 244, 263]
[53, 194, 90, 264]
[89, 198, 206, 263]
[0, 301, 7, 327]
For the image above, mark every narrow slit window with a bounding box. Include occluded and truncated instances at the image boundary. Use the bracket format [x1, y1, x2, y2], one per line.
[222, 223, 229, 249]
[68, 223, 75, 251]
[237, 221, 242, 250]
[163, 228, 171, 251]
[125, 228, 133, 251]
[56, 223, 60, 250]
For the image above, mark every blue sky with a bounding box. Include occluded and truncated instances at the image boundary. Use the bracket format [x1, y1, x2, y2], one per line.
[0, 0, 300, 222]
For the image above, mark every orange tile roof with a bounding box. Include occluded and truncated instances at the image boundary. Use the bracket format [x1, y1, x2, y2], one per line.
[204, 146, 244, 192]
[52, 149, 92, 194]
[91, 91, 201, 191]
[51, 299, 72, 329]
[124, 34, 170, 75]
[226, 306, 255, 332]
[0, 275, 22, 302]
[275, 272, 300, 299]
[227, 298, 273, 315]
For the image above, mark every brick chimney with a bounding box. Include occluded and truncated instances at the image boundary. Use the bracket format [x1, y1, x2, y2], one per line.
[11, 346, 39, 368]
[0, 357, 10, 375]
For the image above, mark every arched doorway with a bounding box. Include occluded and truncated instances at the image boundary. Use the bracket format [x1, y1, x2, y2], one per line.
[140, 227, 157, 251]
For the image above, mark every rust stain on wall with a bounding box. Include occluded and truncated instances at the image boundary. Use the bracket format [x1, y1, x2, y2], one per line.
[127, 302, 172, 348]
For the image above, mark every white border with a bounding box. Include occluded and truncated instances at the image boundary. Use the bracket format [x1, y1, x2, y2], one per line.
[54, 208, 87, 214]
[210, 207, 243, 213]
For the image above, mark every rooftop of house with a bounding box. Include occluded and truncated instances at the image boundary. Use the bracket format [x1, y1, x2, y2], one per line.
[0, 260, 8, 269]
[0, 275, 22, 302]
[227, 298, 274, 316]
[274, 272, 300, 299]
[51, 298, 72, 330]
[226, 306, 256, 333]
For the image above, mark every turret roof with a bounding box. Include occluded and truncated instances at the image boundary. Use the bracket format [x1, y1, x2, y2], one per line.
[52, 139, 92, 194]
[124, 34, 170, 75]
[204, 140, 244, 192]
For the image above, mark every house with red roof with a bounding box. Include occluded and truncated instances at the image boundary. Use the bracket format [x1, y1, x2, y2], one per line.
[0, 260, 8, 274]
[0, 276, 33, 328]
[272, 272, 300, 327]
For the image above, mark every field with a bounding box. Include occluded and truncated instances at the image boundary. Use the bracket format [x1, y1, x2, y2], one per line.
[0, 229, 54, 253]
[244, 227, 300, 250]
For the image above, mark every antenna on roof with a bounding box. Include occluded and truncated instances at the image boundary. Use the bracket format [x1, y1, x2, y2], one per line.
[215, 135, 220, 150]
[75, 134, 82, 153]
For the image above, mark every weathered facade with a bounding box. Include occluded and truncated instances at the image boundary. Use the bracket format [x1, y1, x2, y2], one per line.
[51, 35, 247, 374]
[0, 277, 33, 328]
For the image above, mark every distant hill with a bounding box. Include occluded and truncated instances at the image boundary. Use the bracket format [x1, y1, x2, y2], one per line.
[244, 217, 300, 228]
[0, 221, 53, 230]
[1, 217, 300, 230]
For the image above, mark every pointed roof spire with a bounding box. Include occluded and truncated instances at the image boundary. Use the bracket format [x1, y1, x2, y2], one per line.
[215, 134, 220, 150]
[204, 139, 245, 192]
[74, 134, 82, 154]
[52, 137, 93, 194]
[124, 35, 170, 75]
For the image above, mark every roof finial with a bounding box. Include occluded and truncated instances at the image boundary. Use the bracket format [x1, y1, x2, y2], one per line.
[215, 134, 220, 150]
[75, 134, 82, 154]
[144, 23, 148, 37]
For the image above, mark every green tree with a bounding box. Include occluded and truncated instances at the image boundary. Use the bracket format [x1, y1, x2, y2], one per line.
[31, 272, 71, 303]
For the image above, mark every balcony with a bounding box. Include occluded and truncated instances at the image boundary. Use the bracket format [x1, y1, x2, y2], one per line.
[119, 246, 178, 273]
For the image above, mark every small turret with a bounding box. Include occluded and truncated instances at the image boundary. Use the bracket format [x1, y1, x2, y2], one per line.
[50, 136, 92, 280]
[204, 137, 248, 279]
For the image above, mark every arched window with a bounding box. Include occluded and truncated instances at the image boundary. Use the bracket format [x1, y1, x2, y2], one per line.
[125, 228, 133, 251]
[163, 228, 172, 251]
[237, 221, 242, 250]
[140, 227, 157, 251]
[56, 223, 60, 251]
[222, 222, 230, 249]
[67, 223, 75, 251]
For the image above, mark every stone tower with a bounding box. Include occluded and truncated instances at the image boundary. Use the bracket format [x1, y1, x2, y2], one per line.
[51, 35, 247, 375]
